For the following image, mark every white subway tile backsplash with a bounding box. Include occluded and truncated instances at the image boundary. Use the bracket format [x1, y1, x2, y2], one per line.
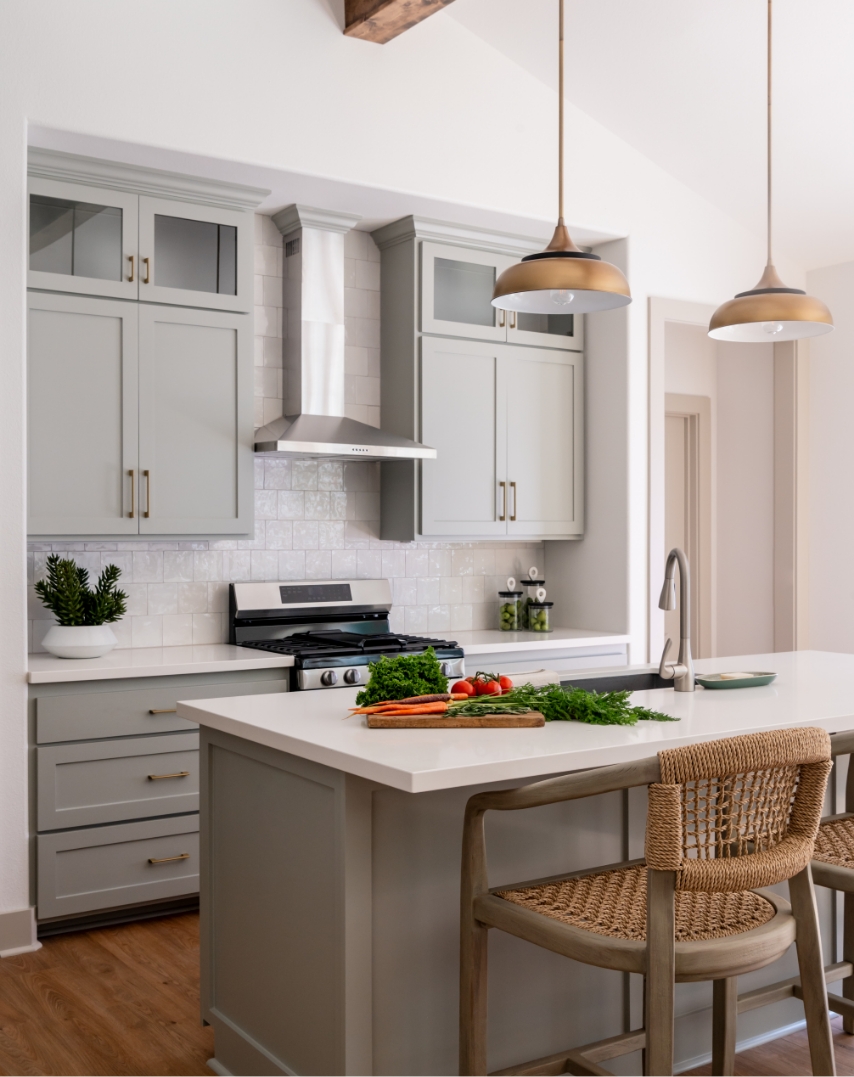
[31, 216, 544, 650]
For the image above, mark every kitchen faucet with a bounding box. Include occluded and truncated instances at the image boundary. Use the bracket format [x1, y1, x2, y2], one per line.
[658, 547, 695, 692]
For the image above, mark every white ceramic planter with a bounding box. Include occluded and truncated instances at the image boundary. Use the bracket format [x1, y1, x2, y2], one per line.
[41, 624, 118, 659]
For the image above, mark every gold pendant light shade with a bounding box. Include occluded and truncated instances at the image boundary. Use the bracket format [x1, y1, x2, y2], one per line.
[709, 1, 832, 343]
[492, 2, 631, 317]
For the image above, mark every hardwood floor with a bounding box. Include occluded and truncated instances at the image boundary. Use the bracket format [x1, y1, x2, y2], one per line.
[0, 913, 212, 1076]
[686, 1015, 854, 1075]
[1, 912, 854, 1076]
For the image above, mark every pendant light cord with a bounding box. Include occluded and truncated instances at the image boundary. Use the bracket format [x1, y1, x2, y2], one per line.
[767, 0, 773, 266]
[558, 0, 564, 223]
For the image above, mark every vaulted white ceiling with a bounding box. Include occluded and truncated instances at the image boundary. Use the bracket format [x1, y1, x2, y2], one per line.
[446, 0, 854, 271]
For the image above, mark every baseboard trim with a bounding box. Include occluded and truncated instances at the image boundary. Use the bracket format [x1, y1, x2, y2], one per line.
[675, 1019, 807, 1074]
[0, 907, 40, 957]
[37, 895, 199, 937]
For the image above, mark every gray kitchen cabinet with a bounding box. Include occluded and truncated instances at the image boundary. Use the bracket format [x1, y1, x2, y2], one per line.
[374, 215, 585, 542]
[138, 305, 253, 534]
[37, 732, 199, 831]
[417, 337, 582, 539]
[30, 666, 288, 925]
[28, 150, 264, 314]
[28, 296, 253, 537]
[138, 195, 253, 313]
[28, 176, 140, 301]
[419, 235, 583, 351]
[37, 814, 200, 921]
[28, 292, 139, 536]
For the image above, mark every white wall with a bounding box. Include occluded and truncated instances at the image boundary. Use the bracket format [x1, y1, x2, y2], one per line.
[805, 260, 854, 652]
[0, 0, 807, 933]
[662, 323, 774, 658]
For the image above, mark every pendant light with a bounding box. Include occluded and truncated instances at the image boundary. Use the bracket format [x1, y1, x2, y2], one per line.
[709, 0, 832, 342]
[491, 0, 631, 316]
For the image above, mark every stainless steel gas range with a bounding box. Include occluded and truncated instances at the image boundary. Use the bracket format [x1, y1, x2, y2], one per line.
[229, 579, 465, 690]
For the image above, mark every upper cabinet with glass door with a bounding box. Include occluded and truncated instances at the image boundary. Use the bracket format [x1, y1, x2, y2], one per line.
[420, 240, 583, 351]
[29, 177, 139, 300]
[137, 196, 252, 313]
[28, 152, 265, 313]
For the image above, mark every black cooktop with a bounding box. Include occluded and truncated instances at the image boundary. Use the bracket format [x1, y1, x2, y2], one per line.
[240, 630, 461, 663]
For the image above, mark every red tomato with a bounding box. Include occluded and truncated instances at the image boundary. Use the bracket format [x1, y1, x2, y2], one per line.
[451, 680, 475, 696]
[499, 675, 513, 692]
[476, 678, 501, 696]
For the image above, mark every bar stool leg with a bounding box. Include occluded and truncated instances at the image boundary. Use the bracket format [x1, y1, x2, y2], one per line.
[645, 869, 676, 1076]
[711, 978, 737, 1076]
[843, 892, 854, 1034]
[460, 916, 489, 1076]
[790, 867, 837, 1076]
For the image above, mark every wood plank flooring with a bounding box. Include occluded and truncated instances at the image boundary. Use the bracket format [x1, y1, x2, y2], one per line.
[2, 911, 854, 1076]
[0, 913, 212, 1076]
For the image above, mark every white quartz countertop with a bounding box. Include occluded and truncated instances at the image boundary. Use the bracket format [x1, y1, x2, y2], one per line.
[28, 644, 293, 684]
[451, 627, 629, 655]
[177, 650, 854, 794]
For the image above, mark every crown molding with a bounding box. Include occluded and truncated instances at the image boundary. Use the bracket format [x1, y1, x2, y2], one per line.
[27, 148, 270, 211]
[370, 215, 550, 256]
[272, 204, 363, 237]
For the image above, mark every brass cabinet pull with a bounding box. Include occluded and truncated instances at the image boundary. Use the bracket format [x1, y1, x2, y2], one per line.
[143, 469, 151, 518]
[498, 481, 507, 522]
[142, 256, 151, 284]
[148, 852, 190, 864]
[498, 309, 506, 329]
[148, 707, 177, 715]
[128, 254, 135, 283]
[509, 311, 517, 329]
[510, 481, 517, 521]
[147, 770, 190, 781]
[128, 469, 136, 519]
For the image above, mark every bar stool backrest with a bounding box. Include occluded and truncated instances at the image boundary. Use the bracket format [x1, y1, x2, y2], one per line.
[645, 727, 832, 893]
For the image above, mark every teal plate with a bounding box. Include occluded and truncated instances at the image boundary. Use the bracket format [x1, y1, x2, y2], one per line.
[696, 672, 777, 690]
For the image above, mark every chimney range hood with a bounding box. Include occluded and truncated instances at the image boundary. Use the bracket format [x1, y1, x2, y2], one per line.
[254, 205, 436, 462]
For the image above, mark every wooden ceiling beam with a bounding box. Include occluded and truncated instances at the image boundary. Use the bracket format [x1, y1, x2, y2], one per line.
[344, 0, 456, 45]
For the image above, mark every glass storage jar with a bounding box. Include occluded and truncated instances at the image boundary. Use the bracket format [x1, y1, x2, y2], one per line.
[521, 572, 545, 630]
[527, 601, 553, 633]
[498, 590, 523, 631]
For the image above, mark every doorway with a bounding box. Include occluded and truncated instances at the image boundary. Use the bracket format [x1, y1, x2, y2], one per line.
[664, 394, 711, 658]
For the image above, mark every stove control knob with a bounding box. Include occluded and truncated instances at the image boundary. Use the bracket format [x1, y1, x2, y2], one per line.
[440, 662, 453, 676]
[320, 670, 339, 687]
[343, 668, 360, 685]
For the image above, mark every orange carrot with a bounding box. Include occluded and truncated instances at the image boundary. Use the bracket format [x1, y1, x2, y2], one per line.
[351, 702, 449, 715]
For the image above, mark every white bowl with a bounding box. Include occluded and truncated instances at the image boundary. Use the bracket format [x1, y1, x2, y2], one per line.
[41, 624, 118, 659]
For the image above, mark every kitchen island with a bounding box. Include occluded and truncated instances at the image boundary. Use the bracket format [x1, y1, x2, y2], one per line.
[180, 650, 854, 1076]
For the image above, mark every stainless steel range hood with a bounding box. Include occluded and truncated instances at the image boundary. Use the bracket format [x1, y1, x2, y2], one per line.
[254, 205, 435, 462]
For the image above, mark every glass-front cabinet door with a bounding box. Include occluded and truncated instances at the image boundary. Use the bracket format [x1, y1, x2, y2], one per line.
[507, 306, 584, 351]
[420, 242, 514, 342]
[28, 178, 139, 300]
[138, 196, 252, 313]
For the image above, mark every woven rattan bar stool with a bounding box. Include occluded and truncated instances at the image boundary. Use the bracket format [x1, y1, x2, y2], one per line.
[460, 728, 836, 1077]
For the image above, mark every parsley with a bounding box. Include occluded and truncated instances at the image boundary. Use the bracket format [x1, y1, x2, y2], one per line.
[355, 647, 449, 707]
[449, 684, 678, 726]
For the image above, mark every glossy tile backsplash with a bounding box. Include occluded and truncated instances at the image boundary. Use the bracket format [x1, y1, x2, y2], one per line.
[28, 215, 544, 651]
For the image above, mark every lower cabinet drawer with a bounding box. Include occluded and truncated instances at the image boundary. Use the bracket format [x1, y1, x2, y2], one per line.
[37, 732, 199, 830]
[37, 814, 199, 921]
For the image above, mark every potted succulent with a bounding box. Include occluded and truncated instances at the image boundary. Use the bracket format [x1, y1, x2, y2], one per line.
[35, 554, 127, 658]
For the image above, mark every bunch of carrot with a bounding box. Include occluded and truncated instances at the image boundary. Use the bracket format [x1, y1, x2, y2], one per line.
[349, 691, 469, 717]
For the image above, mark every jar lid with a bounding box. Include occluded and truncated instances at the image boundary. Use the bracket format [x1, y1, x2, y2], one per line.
[499, 590, 523, 598]
[528, 601, 554, 609]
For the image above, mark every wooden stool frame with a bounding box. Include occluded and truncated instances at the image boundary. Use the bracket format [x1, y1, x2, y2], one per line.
[460, 738, 839, 1077]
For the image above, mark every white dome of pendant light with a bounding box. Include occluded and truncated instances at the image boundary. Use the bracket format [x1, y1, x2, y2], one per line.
[709, 0, 832, 342]
[491, 0, 632, 316]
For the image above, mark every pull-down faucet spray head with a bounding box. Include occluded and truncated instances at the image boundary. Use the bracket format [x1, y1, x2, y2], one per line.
[658, 575, 677, 611]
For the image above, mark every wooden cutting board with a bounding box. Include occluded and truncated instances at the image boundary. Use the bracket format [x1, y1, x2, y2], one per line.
[366, 711, 545, 728]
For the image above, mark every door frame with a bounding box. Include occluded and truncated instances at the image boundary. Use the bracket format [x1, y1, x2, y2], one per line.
[664, 394, 712, 658]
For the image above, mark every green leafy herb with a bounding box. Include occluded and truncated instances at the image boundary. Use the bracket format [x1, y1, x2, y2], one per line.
[449, 683, 678, 726]
[34, 554, 127, 627]
[355, 647, 449, 707]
